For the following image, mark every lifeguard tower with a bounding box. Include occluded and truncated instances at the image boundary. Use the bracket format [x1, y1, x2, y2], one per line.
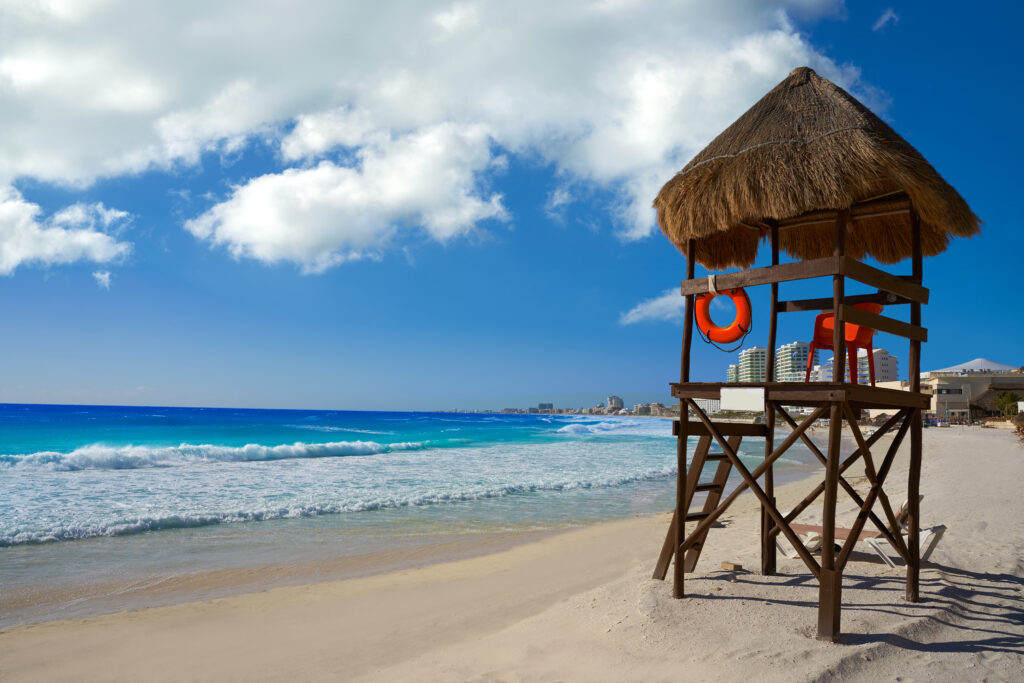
[650, 67, 979, 641]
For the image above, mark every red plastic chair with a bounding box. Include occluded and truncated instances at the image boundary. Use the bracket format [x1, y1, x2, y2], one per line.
[804, 303, 883, 384]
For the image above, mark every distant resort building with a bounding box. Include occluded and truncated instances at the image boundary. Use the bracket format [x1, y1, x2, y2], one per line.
[737, 347, 767, 383]
[871, 358, 1024, 421]
[606, 395, 624, 410]
[693, 398, 721, 414]
[538, 402, 553, 411]
[775, 341, 818, 383]
[726, 363, 739, 383]
[857, 348, 899, 383]
[810, 360, 832, 382]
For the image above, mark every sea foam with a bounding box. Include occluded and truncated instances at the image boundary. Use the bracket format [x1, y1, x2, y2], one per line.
[0, 440, 428, 471]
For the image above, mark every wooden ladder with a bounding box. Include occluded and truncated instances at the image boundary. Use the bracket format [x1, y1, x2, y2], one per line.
[653, 432, 742, 579]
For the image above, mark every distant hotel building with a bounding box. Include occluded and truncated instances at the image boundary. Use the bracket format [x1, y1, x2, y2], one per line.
[726, 364, 739, 383]
[737, 347, 767, 383]
[775, 341, 818, 383]
[538, 402, 553, 411]
[606, 395, 624, 410]
[858, 349, 899, 383]
[693, 398, 721, 414]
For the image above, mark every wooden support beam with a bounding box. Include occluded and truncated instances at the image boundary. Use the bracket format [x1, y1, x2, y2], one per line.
[841, 304, 927, 342]
[818, 402, 843, 641]
[907, 209, 923, 602]
[679, 257, 839, 296]
[833, 212, 848, 384]
[676, 421, 769, 438]
[673, 239, 696, 599]
[778, 291, 911, 313]
[763, 224, 779, 576]
[843, 258, 929, 304]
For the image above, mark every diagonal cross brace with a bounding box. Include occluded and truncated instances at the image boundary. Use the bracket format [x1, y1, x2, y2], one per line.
[774, 403, 909, 557]
[768, 409, 908, 541]
[683, 400, 824, 579]
[836, 411, 911, 571]
[843, 406, 913, 563]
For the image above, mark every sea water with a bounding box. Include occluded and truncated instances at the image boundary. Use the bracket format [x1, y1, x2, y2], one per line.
[0, 403, 818, 626]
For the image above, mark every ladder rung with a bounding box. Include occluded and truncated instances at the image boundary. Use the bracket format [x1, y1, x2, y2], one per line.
[693, 483, 722, 493]
[705, 453, 728, 461]
[685, 512, 711, 522]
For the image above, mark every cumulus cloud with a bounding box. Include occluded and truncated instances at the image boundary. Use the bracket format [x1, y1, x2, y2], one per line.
[619, 288, 685, 325]
[1, 1, 866, 270]
[92, 270, 112, 289]
[186, 124, 506, 272]
[872, 8, 898, 31]
[0, 187, 131, 275]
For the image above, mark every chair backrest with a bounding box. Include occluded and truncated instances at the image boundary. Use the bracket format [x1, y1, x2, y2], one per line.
[812, 303, 884, 347]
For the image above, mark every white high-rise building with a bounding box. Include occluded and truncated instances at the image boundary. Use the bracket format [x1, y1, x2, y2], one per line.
[606, 395, 624, 410]
[737, 347, 767, 383]
[858, 349, 899, 383]
[775, 341, 818, 382]
[726, 364, 739, 383]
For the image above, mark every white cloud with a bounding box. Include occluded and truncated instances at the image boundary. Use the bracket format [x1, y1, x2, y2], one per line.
[92, 270, 111, 289]
[186, 124, 506, 272]
[872, 8, 898, 31]
[1, 1, 866, 269]
[620, 287, 685, 325]
[0, 187, 131, 275]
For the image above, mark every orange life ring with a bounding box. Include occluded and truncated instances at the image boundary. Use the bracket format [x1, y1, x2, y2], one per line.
[695, 288, 751, 344]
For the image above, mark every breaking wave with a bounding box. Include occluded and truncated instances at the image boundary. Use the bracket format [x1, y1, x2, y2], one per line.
[0, 440, 431, 472]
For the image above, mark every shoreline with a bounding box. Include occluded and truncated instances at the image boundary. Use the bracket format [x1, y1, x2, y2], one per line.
[3, 427, 1021, 681]
[0, 429, 823, 630]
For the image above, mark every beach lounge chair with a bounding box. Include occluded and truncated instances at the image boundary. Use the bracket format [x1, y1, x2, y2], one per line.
[778, 496, 944, 568]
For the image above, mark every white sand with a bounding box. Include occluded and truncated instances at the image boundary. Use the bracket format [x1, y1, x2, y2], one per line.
[2, 427, 1022, 682]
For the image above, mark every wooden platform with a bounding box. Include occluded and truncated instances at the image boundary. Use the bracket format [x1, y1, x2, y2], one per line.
[671, 382, 930, 410]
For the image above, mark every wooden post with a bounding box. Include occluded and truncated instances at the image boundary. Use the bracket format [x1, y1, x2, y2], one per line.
[907, 210, 923, 602]
[832, 210, 848, 384]
[818, 401, 844, 641]
[674, 239, 696, 598]
[762, 222, 779, 575]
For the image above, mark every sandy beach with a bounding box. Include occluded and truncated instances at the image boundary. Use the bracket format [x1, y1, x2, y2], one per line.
[2, 426, 1022, 682]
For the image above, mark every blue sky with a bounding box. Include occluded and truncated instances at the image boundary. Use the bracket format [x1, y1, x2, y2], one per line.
[1, 1, 1020, 411]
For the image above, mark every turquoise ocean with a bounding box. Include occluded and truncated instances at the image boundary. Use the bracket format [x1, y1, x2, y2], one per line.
[0, 403, 818, 626]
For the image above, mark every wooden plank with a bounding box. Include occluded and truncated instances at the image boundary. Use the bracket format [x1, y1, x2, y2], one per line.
[683, 421, 768, 438]
[841, 304, 927, 342]
[843, 384, 930, 409]
[843, 257, 930, 304]
[779, 291, 910, 313]
[679, 257, 839, 296]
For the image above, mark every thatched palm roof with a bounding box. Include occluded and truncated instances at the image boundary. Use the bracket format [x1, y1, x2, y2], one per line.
[654, 67, 979, 269]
